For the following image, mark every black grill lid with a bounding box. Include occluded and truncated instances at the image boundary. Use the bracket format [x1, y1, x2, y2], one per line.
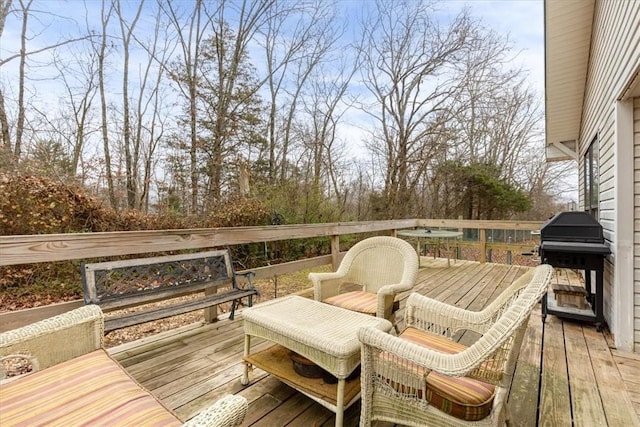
[540, 211, 604, 243]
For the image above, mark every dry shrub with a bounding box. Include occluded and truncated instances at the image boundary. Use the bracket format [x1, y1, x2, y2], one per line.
[0, 174, 273, 311]
[0, 174, 103, 235]
[202, 196, 272, 228]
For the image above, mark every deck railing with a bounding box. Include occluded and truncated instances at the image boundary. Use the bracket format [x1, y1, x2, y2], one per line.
[0, 218, 542, 330]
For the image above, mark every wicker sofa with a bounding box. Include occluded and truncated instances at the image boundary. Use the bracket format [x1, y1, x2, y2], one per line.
[0, 305, 247, 427]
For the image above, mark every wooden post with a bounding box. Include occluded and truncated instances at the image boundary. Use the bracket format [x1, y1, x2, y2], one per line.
[274, 275, 278, 298]
[458, 215, 463, 260]
[331, 235, 340, 270]
[204, 287, 218, 323]
[479, 228, 487, 263]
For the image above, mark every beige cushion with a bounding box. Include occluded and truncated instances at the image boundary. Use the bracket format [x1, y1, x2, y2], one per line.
[398, 327, 496, 422]
[324, 290, 378, 314]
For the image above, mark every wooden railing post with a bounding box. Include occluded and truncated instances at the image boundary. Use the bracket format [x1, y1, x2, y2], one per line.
[203, 287, 218, 322]
[479, 228, 487, 263]
[331, 235, 340, 270]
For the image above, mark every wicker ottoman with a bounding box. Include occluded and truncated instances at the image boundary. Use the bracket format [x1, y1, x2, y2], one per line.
[240, 295, 392, 427]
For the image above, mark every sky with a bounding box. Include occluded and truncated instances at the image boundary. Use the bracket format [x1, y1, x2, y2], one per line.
[456, 0, 544, 93]
[1, 0, 545, 105]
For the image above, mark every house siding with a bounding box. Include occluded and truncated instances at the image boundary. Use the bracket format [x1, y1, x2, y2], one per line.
[635, 97, 640, 352]
[579, 0, 640, 347]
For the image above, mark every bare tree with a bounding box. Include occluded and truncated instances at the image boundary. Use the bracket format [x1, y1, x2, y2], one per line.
[13, 0, 33, 161]
[115, 0, 144, 209]
[197, 20, 264, 205]
[0, 87, 10, 158]
[0, 0, 93, 164]
[420, 23, 546, 220]
[300, 58, 358, 217]
[162, 0, 213, 214]
[95, 0, 117, 208]
[133, 3, 172, 211]
[45, 46, 99, 175]
[0, 0, 12, 156]
[193, 0, 275, 206]
[358, 0, 472, 218]
[446, 27, 539, 179]
[258, 1, 339, 184]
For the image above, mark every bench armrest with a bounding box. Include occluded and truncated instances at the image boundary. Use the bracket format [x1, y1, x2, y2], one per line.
[0, 305, 104, 373]
[235, 271, 255, 280]
[182, 394, 248, 427]
[235, 270, 257, 289]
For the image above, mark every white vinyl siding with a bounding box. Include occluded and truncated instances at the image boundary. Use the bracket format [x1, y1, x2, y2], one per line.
[579, 0, 640, 344]
[634, 97, 640, 352]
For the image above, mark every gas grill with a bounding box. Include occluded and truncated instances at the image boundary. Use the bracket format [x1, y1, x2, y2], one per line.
[539, 211, 610, 330]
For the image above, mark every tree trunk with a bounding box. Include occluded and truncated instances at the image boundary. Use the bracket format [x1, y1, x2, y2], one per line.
[98, 0, 117, 208]
[14, 0, 32, 161]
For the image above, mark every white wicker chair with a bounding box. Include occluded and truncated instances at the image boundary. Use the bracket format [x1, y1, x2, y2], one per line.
[309, 236, 419, 322]
[358, 264, 553, 426]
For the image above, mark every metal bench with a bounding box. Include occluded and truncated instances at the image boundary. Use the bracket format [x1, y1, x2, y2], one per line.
[81, 250, 257, 332]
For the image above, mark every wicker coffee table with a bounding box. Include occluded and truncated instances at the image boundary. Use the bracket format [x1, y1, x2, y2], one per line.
[240, 295, 393, 427]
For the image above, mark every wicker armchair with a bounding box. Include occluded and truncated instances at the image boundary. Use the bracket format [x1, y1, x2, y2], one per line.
[358, 264, 553, 426]
[0, 305, 247, 427]
[309, 236, 419, 322]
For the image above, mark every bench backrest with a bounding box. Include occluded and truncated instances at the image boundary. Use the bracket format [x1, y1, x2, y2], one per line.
[82, 250, 236, 312]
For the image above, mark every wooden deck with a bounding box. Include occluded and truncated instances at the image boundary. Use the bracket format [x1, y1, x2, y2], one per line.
[109, 259, 640, 426]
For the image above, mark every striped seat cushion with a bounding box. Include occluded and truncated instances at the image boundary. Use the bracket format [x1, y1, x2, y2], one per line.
[398, 327, 496, 421]
[0, 349, 181, 427]
[323, 290, 378, 314]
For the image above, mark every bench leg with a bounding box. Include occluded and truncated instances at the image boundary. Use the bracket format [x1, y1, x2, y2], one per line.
[230, 300, 237, 320]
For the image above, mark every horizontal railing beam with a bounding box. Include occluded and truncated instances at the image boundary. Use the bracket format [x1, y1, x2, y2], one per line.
[0, 220, 419, 266]
[0, 218, 543, 266]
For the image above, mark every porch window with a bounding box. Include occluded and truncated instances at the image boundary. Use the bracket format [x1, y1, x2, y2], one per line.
[584, 137, 599, 219]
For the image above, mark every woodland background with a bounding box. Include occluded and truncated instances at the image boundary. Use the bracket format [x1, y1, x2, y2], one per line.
[0, 0, 572, 309]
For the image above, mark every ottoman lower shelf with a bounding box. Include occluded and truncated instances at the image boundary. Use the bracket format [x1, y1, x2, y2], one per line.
[243, 344, 361, 408]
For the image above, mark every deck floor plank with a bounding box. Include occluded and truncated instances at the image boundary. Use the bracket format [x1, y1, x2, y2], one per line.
[563, 322, 608, 426]
[451, 263, 511, 308]
[164, 360, 248, 409]
[583, 327, 640, 427]
[435, 262, 497, 306]
[107, 259, 640, 426]
[250, 392, 314, 427]
[539, 315, 572, 426]
[612, 349, 640, 417]
[152, 338, 269, 400]
[509, 311, 543, 426]
[456, 263, 520, 346]
[284, 399, 334, 427]
[239, 381, 297, 427]
[121, 323, 246, 378]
